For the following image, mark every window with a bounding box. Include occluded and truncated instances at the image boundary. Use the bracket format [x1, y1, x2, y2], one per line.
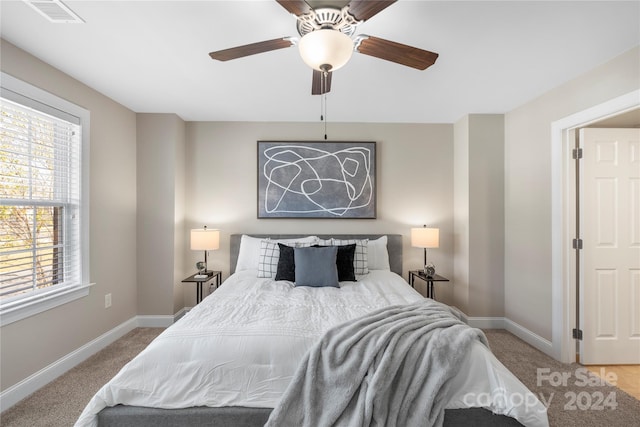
[1, 73, 90, 325]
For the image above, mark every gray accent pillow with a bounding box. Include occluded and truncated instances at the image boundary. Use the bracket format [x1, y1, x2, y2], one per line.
[313, 244, 356, 281]
[294, 246, 339, 288]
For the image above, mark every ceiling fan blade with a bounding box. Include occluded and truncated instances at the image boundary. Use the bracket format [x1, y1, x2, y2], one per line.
[355, 35, 438, 70]
[209, 38, 294, 61]
[276, 0, 312, 16]
[312, 70, 332, 95]
[346, 0, 396, 21]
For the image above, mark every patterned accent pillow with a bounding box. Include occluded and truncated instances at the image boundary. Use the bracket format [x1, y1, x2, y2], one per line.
[331, 238, 369, 275]
[258, 240, 280, 278]
[258, 239, 316, 278]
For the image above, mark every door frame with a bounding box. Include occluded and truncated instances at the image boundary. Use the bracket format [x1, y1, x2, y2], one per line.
[551, 89, 639, 363]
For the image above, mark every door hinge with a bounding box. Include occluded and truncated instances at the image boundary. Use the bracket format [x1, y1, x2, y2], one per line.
[572, 328, 583, 340]
[572, 148, 583, 159]
[572, 238, 583, 249]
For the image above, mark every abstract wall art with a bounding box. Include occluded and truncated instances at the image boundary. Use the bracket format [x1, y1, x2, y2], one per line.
[257, 141, 376, 218]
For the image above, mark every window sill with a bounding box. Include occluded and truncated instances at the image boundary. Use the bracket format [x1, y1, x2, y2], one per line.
[0, 283, 94, 327]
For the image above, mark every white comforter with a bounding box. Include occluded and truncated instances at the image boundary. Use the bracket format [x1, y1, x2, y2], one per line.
[75, 270, 548, 427]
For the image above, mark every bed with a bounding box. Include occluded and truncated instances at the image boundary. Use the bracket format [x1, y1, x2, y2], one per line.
[76, 234, 549, 427]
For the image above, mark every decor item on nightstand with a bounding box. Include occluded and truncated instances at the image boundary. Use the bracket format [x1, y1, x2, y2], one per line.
[411, 225, 439, 277]
[191, 226, 220, 279]
[196, 261, 206, 275]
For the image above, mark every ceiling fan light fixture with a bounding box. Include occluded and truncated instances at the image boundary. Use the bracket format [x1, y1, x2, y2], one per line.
[298, 29, 353, 72]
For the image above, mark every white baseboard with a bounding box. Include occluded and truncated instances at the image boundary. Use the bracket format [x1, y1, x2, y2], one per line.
[461, 311, 553, 358]
[137, 314, 175, 328]
[504, 317, 553, 356]
[0, 313, 177, 413]
[0, 317, 137, 412]
[448, 306, 468, 323]
[174, 307, 189, 322]
[467, 316, 506, 329]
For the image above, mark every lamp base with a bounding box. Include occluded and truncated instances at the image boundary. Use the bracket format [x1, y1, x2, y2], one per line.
[195, 270, 214, 278]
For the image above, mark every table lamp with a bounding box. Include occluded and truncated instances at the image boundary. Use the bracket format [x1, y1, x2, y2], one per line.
[191, 226, 220, 279]
[411, 226, 439, 277]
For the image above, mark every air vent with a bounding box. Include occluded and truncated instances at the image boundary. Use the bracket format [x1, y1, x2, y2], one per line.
[24, 0, 84, 23]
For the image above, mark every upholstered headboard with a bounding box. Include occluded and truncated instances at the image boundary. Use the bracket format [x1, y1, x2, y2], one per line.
[230, 234, 403, 276]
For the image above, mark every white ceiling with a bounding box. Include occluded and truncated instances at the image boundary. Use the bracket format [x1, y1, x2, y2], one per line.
[1, 1, 638, 123]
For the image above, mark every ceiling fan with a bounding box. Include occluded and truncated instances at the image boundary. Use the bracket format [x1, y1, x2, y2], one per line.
[208, 0, 439, 95]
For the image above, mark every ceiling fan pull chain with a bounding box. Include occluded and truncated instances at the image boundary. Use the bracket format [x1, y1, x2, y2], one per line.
[320, 71, 324, 122]
[324, 91, 328, 140]
[321, 70, 328, 140]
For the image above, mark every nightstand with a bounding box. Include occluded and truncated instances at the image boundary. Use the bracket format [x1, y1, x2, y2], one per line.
[408, 271, 449, 300]
[182, 271, 222, 304]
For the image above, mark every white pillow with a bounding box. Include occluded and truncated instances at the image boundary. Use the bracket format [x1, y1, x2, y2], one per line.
[236, 235, 318, 272]
[257, 237, 319, 278]
[367, 236, 390, 270]
[274, 236, 319, 244]
[235, 235, 263, 272]
[331, 238, 369, 275]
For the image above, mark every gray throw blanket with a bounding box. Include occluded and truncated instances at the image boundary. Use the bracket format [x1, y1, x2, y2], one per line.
[265, 300, 489, 427]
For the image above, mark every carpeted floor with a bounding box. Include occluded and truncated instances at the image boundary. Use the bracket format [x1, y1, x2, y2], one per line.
[1, 328, 162, 427]
[1, 327, 638, 426]
[484, 329, 640, 427]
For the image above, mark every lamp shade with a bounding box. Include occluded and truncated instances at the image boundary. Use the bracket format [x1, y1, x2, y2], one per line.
[190, 228, 220, 251]
[411, 227, 439, 249]
[298, 29, 353, 72]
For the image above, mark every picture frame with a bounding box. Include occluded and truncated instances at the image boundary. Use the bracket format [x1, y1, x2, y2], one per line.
[257, 141, 376, 219]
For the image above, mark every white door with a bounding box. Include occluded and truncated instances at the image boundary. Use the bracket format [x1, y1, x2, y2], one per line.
[580, 128, 640, 364]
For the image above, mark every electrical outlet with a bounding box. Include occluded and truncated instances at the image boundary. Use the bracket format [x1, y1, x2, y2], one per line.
[105, 293, 112, 308]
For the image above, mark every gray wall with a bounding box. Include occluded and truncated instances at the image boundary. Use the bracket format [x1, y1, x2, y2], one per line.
[0, 40, 138, 390]
[504, 46, 640, 340]
[184, 121, 456, 302]
[453, 116, 470, 314]
[454, 114, 505, 317]
[136, 113, 188, 315]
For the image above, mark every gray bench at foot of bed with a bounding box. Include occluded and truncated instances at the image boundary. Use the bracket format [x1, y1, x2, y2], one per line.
[97, 405, 524, 426]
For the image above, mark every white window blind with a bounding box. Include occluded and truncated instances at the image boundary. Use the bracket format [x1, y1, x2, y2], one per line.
[0, 73, 90, 324]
